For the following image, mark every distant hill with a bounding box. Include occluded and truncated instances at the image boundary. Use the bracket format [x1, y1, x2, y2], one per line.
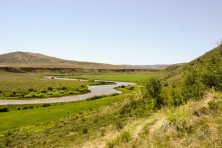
[0, 51, 140, 69]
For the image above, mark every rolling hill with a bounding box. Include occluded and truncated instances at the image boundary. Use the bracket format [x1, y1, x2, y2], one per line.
[0, 51, 138, 69]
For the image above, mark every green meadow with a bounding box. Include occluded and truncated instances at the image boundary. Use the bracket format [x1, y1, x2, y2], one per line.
[0, 72, 103, 100]
[0, 72, 160, 133]
[0, 94, 123, 132]
[57, 72, 162, 84]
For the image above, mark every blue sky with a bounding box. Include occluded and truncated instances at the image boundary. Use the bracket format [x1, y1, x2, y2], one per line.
[0, 0, 222, 65]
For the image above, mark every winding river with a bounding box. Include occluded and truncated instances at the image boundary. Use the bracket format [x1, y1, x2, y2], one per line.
[0, 77, 136, 105]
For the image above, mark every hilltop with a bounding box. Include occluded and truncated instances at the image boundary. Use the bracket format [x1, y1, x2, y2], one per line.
[0, 51, 138, 69]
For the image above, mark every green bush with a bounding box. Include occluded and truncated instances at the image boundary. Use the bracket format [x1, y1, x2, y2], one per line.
[22, 105, 33, 110]
[120, 131, 131, 143]
[24, 93, 34, 98]
[128, 86, 134, 90]
[181, 70, 205, 101]
[28, 88, 37, 92]
[42, 103, 51, 107]
[61, 86, 67, 90]
[11, 91, 16, 96]
[47, 86, 53, 91]
[41, 89, 48, 94]
[0, 106, 9, 112]
[82, 128, 88, 134]
[146, 77, 163, 108]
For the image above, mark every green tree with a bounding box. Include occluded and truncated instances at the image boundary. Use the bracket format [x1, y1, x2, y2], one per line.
[146, 77, 163, 108]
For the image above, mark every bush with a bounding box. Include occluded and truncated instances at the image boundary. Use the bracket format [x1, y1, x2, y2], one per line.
[22, 105, 33, 110]
[42, 103, 51, 107]
[47, 86, 53, 91]
[61, 86, 67, 90]
[119, 85, 125, 88]
[181, 70, 205, 101]
[11, 91, 16, 96]
[69, 91, 77, 95]
[28, 88, 36, 92]
[0, 106, 9, 112]
[120, 131, 131, 143]
[107, 140, 116, 148]
[128, 86, 134, 90]
[24, 93, 34, 98]
[146, 77, 163, 108]
[82, 128, 88, 134]
[41, 89, 47, 94]
[0, 90, 2, 93]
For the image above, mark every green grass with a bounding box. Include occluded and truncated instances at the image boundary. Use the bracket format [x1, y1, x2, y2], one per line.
[57, 72, 162, 84]
[0, 72, 98, 100]
[0, 94, 122, 132]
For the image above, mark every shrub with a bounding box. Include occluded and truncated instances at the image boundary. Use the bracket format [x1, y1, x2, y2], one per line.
[69, 91, 77, 95]
[41, 89, 47, 93]
[0, 106, 9, 112]
[146, 77, 163, 108]
[107, 140, 116, 148]
[181, 70, 205, 101]
[61, 86, 67, 90]
[11, 91, 16, 96]
[42, 103, 51, 107]
[82, 128, 88, 134]
[22, 105, 33, 110]
[119, 85, 125, 88]
[47, 86, 53, 91]
[120, 131, 131, 143]
[51, 92, 60, 97]
[24, 93, 34, 98]
[28, 88, 34, 92]
[128, 86, 134, 90]
[0, 90, 2, 93]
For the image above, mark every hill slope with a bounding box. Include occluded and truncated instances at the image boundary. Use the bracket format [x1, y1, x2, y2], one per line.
[1, 45, 222, 147]
[0, 51, 136, 69]
[159, 44, 222, 106]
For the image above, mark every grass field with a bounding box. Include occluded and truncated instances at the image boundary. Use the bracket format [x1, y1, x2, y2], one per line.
[57, 72, 162, 84]
[0, 93, 126, 133]
[0, 72, 161, 133]
[0, 72, 100, 100]
[0, 71, 162, 147]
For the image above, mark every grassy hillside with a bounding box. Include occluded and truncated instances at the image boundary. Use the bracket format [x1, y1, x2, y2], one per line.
[154, 44, 222, 107]
[0, 51, 138, 69]
[0, 45, 222, 147]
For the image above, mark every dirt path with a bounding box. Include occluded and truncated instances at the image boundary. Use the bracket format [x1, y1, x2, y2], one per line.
[0, 77, 136, 105]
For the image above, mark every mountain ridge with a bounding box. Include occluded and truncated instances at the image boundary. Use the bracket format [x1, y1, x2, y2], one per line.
[0, 51, 138, 69]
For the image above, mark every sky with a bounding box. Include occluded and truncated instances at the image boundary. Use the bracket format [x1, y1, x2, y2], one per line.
[0, 0, 222, 65]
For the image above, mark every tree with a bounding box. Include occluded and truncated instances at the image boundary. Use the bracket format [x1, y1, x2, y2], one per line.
[146, 77, 163, 108]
